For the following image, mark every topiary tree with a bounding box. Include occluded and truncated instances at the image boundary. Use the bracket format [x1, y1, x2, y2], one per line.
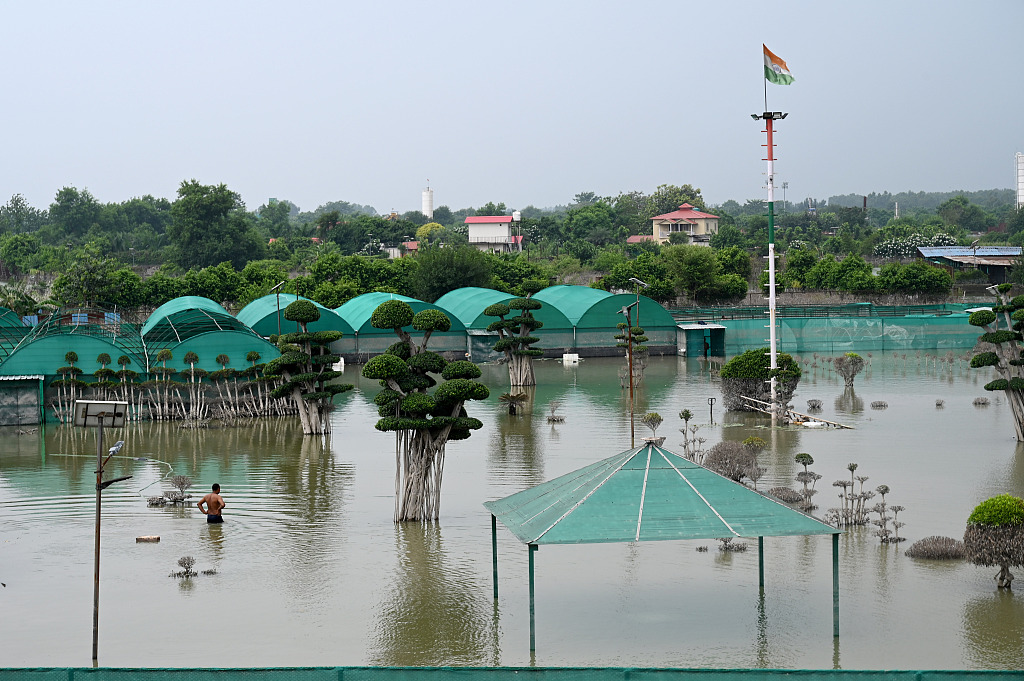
[964, 493, 1024, 588]
[967, 285, 1024, 440]
[484, 280, 545, 387]
[264, 299, 353, 434]
[720, 347, 801, 412]
[361, 299, 489, 522]
[833, 352, 865, 387]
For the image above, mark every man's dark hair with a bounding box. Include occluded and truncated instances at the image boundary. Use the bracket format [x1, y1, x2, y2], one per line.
[212, 483, 220, 492]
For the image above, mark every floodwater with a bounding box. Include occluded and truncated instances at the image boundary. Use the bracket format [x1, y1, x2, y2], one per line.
[1, 354, 1023, 670]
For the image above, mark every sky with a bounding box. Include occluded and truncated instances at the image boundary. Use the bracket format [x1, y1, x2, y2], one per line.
[2, 0, 1022, 216]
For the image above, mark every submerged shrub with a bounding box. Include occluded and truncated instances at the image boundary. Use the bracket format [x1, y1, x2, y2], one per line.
[906, 536, 965, 560]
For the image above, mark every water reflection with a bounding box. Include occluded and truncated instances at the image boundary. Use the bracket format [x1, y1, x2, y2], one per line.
[369, 523, 495, 666]
[834, 388, 863, 415]
[962, 590, 1024, 668]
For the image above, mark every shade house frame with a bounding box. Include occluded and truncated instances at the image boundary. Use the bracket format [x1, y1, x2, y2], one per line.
[484, 442, 843, 651]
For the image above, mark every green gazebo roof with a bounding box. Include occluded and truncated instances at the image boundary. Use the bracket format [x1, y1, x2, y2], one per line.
[485, 443, 840, 545]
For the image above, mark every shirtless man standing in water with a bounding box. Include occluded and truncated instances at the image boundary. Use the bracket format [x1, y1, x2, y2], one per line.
[197, 483, 225, 523]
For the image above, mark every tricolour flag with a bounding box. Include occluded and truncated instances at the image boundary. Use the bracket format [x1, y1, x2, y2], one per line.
[763, 44, 794, 85]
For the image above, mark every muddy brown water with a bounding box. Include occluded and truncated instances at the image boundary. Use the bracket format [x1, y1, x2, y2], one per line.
[1, 355, 1022, 669]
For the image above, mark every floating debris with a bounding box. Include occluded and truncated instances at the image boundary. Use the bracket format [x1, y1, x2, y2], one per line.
[973, 397, 991, 407]
[870, 401, 888, 409]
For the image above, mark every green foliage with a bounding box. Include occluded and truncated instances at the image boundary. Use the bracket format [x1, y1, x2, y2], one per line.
[362, 354, 410, 380]
[484, 302, 510, 317]
[168, 180, 266, 269]
[969, 309, 997, 327]
[441, 360, 482, 380]
[795, 452, 814, 467]
[980, 331, 1019, 345]
[984, 379, 1009, 391]
[968, 494, 1024, 526]
[410, 244, 492, 302]
[412, 308, 452, 332]
[284, 299, 320, 324]
[971, 352, 1000, 368]
[720, 347, 801, 381]
[371, 300, 415, 330]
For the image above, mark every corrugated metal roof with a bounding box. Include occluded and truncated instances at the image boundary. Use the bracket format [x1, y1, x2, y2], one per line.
[485, 443, 839, 545]
[917, 246, 1022, 258]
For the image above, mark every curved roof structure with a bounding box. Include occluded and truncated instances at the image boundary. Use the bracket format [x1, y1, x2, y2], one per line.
[586, 293, 678, 330]
[533, 286, 613, 327]
[141, 296, 252, 344]
[237, 294, 355, 337]
[336, 292, 465, 336]
[435, 286, 576, 332]
[0, 307, 148, 376]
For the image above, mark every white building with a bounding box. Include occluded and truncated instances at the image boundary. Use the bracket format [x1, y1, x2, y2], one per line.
[464, 215, 522, 253]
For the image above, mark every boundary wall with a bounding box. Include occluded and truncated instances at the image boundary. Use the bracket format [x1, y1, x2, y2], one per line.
[2, 667, 1019, 681]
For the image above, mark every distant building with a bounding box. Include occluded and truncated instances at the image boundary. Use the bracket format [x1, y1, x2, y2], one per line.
[918, 246, 1022, 284]
[464, 216, 523, 253]
[650, 204, 719, 246]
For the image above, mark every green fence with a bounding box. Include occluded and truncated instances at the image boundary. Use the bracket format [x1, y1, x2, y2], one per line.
[2, 667, 1019, 681]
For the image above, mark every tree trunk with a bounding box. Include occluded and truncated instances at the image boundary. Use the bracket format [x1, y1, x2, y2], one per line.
[508, 354, 536, 387]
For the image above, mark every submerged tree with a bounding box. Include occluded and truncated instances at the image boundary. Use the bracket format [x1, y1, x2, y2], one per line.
[720, 347, 801, 412]
[484, 281, 545, 387]
[361, 300, 490, 522]
[964, 493, 1024, 589]
[967, 284, 1024, 440]
[833, 352, 865, 387]
[265, 299, 353, 434]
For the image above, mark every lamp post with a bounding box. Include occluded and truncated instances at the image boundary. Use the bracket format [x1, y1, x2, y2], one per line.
[75, 400, 130, 667]
[620, 302, 638, 447]
[751, 110, 788, 420]
[270, 281, 285, 338]
[970, 239, 980, 270]
[628, 277, 649, 330]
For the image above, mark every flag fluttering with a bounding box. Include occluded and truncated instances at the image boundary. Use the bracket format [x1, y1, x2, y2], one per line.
[763, 44, 794, 85]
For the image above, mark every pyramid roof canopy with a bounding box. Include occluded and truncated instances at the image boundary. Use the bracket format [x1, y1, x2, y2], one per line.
[485, 443, 839, 545]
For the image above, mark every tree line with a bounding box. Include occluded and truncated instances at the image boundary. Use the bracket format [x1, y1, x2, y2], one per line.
[1, 179, 1021, 313]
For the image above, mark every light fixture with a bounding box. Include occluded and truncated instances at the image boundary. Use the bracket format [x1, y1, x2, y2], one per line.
[628, 277, 649, 289]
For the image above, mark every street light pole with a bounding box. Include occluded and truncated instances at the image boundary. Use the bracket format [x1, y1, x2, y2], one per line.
[620, 302, 638, 447]
[76, 400, 129, 667]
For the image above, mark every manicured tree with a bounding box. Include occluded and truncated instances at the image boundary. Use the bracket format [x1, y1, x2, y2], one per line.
[210, 353, 234, 416]
[964, 494, 1024, 589]
[361, 299, 489, 522]
[641, 412, 663, 439]
[51, 351, 85, 422]
[115, 355, 138, 412]
[833, 352, 866, 388]
[265, 300, 352, 435]
[182, 351, 208, 420]
[151, 348, 176, 420]
[720, 347, 801, 412]
[93, 352, 116, 399]
[614, 321, 649, 387]
[245, 350, 266, 415]
[967, 284, 1024, 441]
[484, 280, 545, 387]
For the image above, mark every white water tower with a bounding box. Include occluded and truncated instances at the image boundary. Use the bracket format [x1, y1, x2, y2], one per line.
[422, 182, 434, 220]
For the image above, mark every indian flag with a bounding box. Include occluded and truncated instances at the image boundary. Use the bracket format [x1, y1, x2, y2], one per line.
[763, 44, 794, 85]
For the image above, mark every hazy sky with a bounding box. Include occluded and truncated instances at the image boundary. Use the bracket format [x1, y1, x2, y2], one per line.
[2, 1, 1022, 215]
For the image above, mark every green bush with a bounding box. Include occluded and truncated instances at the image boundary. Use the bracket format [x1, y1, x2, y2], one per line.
[968, 494, 1024, 526]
